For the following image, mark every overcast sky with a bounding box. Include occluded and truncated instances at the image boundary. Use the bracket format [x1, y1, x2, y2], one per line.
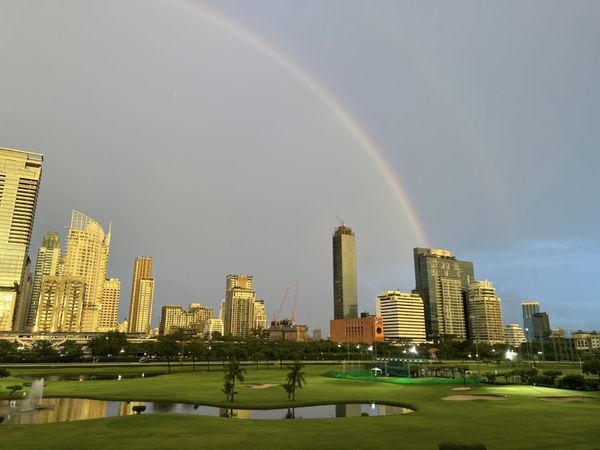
[1, 0, 599, 334]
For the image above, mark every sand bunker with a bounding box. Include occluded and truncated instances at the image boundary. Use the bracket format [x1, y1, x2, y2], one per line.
[538, 396, 594, 402]
[245, 384, 278, 390]
[451, 387, 472, 391]
[443, 395, 507, 401]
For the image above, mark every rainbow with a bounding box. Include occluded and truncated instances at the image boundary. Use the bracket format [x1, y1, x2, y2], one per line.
[177, 0, 428, 245]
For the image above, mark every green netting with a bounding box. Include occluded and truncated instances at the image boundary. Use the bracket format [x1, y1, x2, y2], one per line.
[331, 373, 480, 385]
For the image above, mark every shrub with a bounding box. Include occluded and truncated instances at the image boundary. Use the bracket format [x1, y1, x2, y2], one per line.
[439, 440, 487, 450]
[557, 374, 587, 390]
[542, 370, 562, 383]
[132, 405, 146, 415]
[0, 368, 10, 378]
[6, 385, 22, 396]
[530, 375, 554, 387]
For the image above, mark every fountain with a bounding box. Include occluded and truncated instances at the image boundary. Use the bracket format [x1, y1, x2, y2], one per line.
[19, 379, 52, 412]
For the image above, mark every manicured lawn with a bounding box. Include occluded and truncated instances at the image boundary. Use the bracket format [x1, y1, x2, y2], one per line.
[1, 364, 599, 449]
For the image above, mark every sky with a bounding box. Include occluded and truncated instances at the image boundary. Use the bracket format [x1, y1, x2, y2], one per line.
[1, 0, 599, 334]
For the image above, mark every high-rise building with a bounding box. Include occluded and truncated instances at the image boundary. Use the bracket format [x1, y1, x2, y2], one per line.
[532, 312, 551, 340]
[0, 147, 43, 331]
[62, 211, 111, 332]
[375, 291, 426, 343]
[203, 318, 224, 338]
[25, 232, 62, 330]
[332, 224, 358, 320]
[467, 281, 505, 345]
[253, 299, 267, 331]
[34, 276, 85, 333]
[223, 274, 265, 338]
[521, 301, 540, 342]
[128, 257, 154, 334]
[413, 248, 474, 340]
[159, 303, 213, 335]
[504, 324, 527, 347]
[98, 278, 121, 332]
[13, 256, 33, 331]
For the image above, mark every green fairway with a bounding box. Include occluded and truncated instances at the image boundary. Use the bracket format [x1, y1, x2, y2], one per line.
[1, 364, 599, 449]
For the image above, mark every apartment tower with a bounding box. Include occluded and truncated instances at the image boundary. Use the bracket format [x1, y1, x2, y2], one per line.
[128, 257, 154, 334]
[467, 280, 505, 344]
[0, 148, 43, 331]
[223, 274, 264, 338]
[98, 278, 121, 332]
[375, 291, 426, 343]
[413, 248, 474, 340]
[332, 224, 358, 320]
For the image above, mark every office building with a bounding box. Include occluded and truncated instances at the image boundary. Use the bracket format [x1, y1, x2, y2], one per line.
[467, 281, 505, 345]
[503, 324, 526, 347]
[202, 318, 224, 338]
[34, 276, 85, 333]
[330, 313, 384, 344]
[223, 274, 265, 338]
[25, 232, 62, 330]
[532, 312, 551, 340]
[375, 291, 426, 343]
[413, 248, 474, 340]
[128, 257, 154, 334]
[62, 211, 111, 332]
[98, 278, 120, 332]
[0, 148, 43, 331]
[572, 331, 600, 351]
[521, 301, 540, 342]
[332, 224, 358, 320]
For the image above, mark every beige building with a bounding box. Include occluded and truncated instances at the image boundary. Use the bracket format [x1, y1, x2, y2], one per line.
[504, 324, 526, 347]
[159, 303, 213, 335]
[34, 276, 85, 333]
[0, 148, 43, 331]
[202, 318, 224, 338]
[128, 257, 154, 334]
[223, 274, 266, 338]
[468, 280, 505, 345]
[375, 291, 426, 343]
[62, 211, 111, 332]
[25, 232, 62, 330]
[98, 278, 120, 332]
[572, 331, 600, 351]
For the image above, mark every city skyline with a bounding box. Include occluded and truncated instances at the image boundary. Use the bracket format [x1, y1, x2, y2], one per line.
[1, 2, 599, 334]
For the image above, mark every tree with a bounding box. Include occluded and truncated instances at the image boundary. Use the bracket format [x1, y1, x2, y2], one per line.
[59, 340, 84, 362]
[87, 331, 128, 358]
[30, 340, 58, 362]
[582, 360, 600, 381]
[557, 374, 587, 390]
[223, 359, 246, 402]
[0, 368, 10, 378]
[156, 337, 180, 374]
[0, 340, 18, 362]
[285, 361, 306, 401]
[186, 340, 204, 371]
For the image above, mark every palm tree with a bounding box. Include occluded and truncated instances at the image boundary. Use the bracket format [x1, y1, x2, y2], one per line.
[285, 361, 306, 401]
[223, 359, 246, 402]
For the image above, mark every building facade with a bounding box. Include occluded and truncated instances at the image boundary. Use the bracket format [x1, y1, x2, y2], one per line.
[98, 278, 120, 332]
[504, 324, 527, 347]
[521, 301, 540, 342]
[0, 148, 43, 331]
[159, 303, 213, 335]
[413, 248, 474, 340]
[532, 312, 551, 340]
[332, 224, 358, 320]
[25, 232, 61, 330]
[223, 274, 265, 338]
[128, 257, 154, 334]
[375, 291, 426, 343]
[62, 211, 111, 332]
[572, 331, 600, 351]
[329, 314, 384, 344]
[467, 280, 505, 345]
[34, 276, 86, 333]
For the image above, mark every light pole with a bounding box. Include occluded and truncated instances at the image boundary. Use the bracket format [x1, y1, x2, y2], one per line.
[207, 345, 211, 372]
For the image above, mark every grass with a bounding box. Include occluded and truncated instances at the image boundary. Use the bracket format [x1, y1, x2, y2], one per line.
[1, 364, 599, 449]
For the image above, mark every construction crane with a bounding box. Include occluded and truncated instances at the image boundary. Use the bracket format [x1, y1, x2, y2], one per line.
[290, 280, 299, 325]
[271, 286, 289, 326]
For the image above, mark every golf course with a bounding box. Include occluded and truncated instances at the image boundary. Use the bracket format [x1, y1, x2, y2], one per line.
[1, 363, 599, 449]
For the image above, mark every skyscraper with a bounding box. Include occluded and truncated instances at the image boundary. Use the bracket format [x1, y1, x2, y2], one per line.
[223, 274, 264, 337]
[34, 276, 85, 333]
[98, 278, 121, 332]
[128, 257, 154, 334]
[25, 232, 62, 330]
[0, 147, 43, 331]
[467, 280, 505, 345]
[62, 211, 111, 332]
[375, 291, 426, 343]
[332, 224, 358, 320]
[413, 248, 474, 340]
[532, 312, 551, 340]
[521, 301, 540, 342]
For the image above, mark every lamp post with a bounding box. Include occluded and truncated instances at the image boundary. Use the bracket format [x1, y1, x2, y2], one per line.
[207, 345, 212, 372]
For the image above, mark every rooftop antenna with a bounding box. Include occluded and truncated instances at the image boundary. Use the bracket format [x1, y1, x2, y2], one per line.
[336, 216, 345, 226]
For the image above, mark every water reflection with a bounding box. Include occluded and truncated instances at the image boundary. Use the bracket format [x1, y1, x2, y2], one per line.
[0, 398, 413, 425]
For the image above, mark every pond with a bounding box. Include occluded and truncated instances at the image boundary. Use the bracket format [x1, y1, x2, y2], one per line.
[0, 398, 413, 425]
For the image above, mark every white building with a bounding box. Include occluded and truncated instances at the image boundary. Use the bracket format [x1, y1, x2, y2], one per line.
[375, 291, 426, 343]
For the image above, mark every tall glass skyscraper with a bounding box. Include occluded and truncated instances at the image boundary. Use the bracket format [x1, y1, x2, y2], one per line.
[332, 224, 358, 320]
[413, 248, 474, 340]
[521, 301, 540, 342]
[0, 147, 43, 331]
